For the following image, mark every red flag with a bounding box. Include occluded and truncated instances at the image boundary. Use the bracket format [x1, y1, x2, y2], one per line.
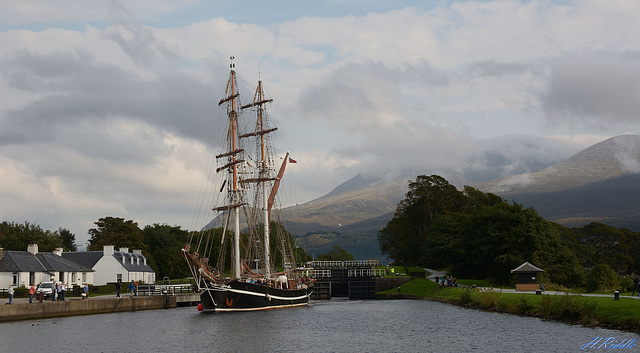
[288, 157, 297, 163]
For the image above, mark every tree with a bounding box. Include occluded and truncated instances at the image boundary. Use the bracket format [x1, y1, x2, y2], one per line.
[58, 227, 78, 251]
[143, 224, 190, 279]
[0, 221, 63, 251]
[572, 222, 634, 273]
[378, 175, 464, 265]
[427, 202, 584, 285]
[87, 217, 145, 251]
[317, 245, 355, 261]
[585, 263, 620, 292]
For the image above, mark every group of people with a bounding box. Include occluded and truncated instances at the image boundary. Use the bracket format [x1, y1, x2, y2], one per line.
[434, 275, 457, 287]
[23, 282, 73, 303]
[113, 279, 138, 298]
[50, 282, 67, 302]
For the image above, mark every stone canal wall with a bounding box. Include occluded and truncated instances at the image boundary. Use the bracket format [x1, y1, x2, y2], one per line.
[0, 296, 177, 322]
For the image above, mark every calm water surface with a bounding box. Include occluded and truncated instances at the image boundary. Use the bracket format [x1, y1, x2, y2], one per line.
[1, 299, 637, 352]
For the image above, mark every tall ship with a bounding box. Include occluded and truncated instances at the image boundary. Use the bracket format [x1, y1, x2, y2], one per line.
[182, 56, 313, 312]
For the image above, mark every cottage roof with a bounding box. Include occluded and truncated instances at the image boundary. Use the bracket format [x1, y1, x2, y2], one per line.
[113, 252, 154, 272]
[0, 251, 47, 272]
[510, 262, 544, 273]
[61, 251, 103, 268]
[63, 250, 154, 273]
[38, 253, 93, 272]
[0, 251, 93, 273]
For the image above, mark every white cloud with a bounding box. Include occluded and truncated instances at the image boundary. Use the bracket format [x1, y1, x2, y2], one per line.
[1, 0, 639, 245]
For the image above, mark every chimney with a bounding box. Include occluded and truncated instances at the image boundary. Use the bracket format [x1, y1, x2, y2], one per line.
[119, 247, 129, 254]
[27, 243, 38, 255]
[54, 247, 63, 256]
[132, 250, 142, 265]
[103, 245, 114, 256]
[0, 246, 4, 260]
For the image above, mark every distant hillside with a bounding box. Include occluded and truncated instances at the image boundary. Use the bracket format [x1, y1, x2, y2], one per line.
[475, 134, 640, 230]
[285, 174, 406, 235]
[476, 134, 640, 194]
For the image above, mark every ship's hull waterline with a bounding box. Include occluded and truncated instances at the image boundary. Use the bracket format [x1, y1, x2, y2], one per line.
[200, 280, 313, 312]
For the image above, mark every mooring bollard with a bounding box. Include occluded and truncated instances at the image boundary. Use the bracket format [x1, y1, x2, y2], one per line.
[614, 290, 619, 300]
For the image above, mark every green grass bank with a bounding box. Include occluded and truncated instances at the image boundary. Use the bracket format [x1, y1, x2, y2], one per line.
[378, 278, 640, 334]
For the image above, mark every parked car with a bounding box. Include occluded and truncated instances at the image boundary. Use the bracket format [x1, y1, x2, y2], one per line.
[37, 281, 55, 299]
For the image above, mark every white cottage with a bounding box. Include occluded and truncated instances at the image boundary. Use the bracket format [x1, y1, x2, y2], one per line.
[0, 244, 94, 289]
[62, 245, 155, 285]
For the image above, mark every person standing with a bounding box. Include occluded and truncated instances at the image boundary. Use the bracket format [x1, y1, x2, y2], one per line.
[29, 284, 36, 303]
[632, 275, 639, 296]
[8, 285, 14, 304]
[83, 284, 89, 299]
[51, 281, 56, 301]
[128, 282, 135, 296]
[56, 282, 62, 301]
[61, 282, 66, 301]
[115, 280, 121, 298]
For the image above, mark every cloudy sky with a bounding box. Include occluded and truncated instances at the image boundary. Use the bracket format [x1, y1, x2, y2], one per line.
[1, 0, 639, 248]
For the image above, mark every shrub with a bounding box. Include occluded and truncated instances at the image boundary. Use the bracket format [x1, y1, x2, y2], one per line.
[585, 264, 619, 292]
[477, 287, 501, 308]
[540, 295, 553, 317]
[458, 288, 473, 305]
[550, 294, 582, 320]
[618, 275, 635, 292]
[517, 295, 532, 313]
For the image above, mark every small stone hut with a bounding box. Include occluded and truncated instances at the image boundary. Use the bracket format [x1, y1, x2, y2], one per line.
[511, 262, 544, 291]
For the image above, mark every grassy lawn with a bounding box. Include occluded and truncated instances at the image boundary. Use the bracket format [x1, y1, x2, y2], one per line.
[378, 278, 640, 330]
[375, 265, 429, 278]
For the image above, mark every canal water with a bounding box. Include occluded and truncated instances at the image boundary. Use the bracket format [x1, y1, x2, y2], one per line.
[0, 299, 637, 352]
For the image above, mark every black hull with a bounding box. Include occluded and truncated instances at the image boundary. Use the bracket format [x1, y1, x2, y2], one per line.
[200, 281, 313, 312]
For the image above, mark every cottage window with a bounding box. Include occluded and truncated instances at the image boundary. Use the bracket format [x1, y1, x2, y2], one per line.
[12, 272, 18, 286]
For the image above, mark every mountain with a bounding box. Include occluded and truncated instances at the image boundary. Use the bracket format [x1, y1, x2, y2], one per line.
[286, 174, 406, 235]
[284, 174, 406, 262]
[294, 134, 640, 260]
[474, 134, 640, 230]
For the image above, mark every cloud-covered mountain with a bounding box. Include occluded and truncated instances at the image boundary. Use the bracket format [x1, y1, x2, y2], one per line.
[476, 134, 640, 194]
[475, 134, 640, 230]
[287, 134, 579, 234]
[291, 134, 640, 260]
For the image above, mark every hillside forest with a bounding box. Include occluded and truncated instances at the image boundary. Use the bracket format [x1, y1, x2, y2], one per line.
[378, 175, 640, 291]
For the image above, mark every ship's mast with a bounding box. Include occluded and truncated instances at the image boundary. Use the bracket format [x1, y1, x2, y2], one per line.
[257, 70, 271, 278]
[240, 67, 276, 278]
[216, 56, 242, 280]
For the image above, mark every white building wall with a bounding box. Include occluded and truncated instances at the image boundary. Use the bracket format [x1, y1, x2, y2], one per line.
[0, 273, 13, 289]
[93, 256, 127, 285]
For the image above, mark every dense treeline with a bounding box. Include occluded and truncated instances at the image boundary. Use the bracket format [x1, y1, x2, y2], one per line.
[378, 175, 640, 288]
[0, 221, 77, 252]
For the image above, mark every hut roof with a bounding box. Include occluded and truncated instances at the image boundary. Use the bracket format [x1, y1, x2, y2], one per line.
[510, 262, 544, 273]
